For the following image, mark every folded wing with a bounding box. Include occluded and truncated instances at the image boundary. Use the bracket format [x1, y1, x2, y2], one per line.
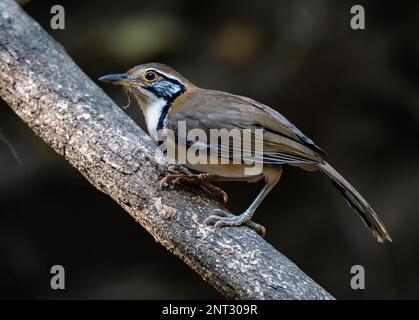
[166, 89, 324, 165]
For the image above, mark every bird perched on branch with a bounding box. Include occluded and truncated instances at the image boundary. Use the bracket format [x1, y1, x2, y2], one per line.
[100, 63, 391, 242]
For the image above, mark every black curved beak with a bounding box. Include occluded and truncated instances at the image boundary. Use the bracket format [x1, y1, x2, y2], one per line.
[98, 73, 138, 86]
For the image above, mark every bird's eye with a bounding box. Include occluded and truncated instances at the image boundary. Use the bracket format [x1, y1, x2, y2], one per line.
[143, 70, 158, 83]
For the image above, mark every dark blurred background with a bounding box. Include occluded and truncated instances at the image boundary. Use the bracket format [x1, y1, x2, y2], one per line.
[1, 0, 418, 299]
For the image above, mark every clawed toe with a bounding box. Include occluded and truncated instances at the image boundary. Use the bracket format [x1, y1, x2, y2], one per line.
[159, 177, 169, 189]
[203, 211, 228, 225]
[160, 174, 228, 205]
[203, 215, 221, 225]
[247, 223, 266, 237]
[159, 174, 185, 189]
[159, 176, 171, 189]
[203, 210, 266, 237]
[201, 183, 228, 205]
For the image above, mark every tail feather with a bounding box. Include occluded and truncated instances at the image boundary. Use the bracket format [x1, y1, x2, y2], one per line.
[317, 161, 391, 243]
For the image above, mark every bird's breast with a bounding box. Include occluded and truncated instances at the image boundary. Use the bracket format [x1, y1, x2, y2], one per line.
[144, 99, 167, 141]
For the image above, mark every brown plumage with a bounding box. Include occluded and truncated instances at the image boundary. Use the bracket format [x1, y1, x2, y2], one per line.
[99, 63, 391, 242]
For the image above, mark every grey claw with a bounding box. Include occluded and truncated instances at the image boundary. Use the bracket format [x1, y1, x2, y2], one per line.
[251, 224, 266, 237]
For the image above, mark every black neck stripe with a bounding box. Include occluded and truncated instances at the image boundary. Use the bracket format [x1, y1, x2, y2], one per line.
[150, 74, 185, 132]
[156, 87, 185, 132]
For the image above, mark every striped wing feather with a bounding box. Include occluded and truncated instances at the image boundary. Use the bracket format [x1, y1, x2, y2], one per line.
[166, 88, 323, 164]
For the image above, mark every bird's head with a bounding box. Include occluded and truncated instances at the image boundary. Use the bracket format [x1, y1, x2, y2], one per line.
[99, 63, 193, 109]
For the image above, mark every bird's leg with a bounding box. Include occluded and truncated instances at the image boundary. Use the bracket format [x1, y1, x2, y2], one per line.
[203, 182, 275, 234]
[203, 167, 282, 236]
[160, 171, 228, 204]
[161, 172, 263, 234]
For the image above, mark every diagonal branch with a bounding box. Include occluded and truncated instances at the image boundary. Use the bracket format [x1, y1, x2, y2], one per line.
[0, 0, 333, 300]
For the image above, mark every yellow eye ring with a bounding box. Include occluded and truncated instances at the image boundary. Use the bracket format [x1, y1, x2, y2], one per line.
[143, 70, 158, 83]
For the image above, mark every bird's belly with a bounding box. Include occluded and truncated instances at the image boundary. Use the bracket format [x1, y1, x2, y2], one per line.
[160, 136, 264, 181]
[186, 162, 264, 182]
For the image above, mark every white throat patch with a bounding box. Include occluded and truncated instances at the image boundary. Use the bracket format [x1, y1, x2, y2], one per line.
[144, 98, 166, 141]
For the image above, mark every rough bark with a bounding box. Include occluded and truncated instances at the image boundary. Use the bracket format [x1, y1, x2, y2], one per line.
[0, 0, 334, 300]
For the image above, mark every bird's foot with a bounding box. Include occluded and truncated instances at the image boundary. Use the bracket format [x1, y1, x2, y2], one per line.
[159, 173, 228, 205]
[159, 174, 187, 189]
[203, 209, 266, 237]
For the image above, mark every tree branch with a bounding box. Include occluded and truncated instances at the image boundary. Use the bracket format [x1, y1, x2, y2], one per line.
[0, 0, 334, 300]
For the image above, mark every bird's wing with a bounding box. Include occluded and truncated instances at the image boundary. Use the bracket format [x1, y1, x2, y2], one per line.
[236, 94, 326, 156]
[166, 88, 324, 165]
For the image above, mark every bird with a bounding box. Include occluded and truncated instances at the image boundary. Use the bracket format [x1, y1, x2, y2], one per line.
[99, 62, 391, 242]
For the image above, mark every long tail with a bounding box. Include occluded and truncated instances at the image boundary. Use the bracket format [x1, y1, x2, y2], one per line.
[317, 161, 391, 242]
